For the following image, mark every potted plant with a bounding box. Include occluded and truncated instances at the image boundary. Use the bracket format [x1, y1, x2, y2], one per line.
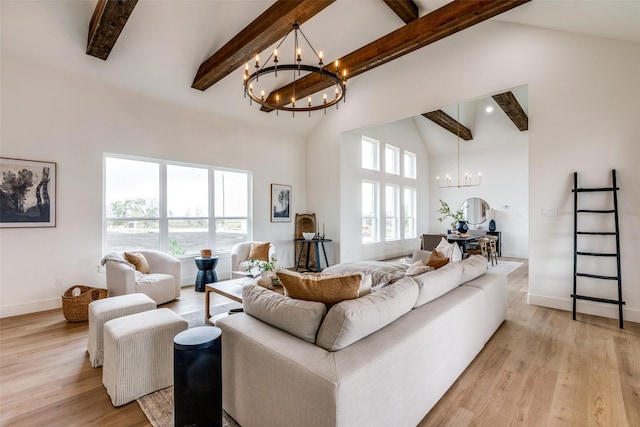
[437, 199, 466, 232]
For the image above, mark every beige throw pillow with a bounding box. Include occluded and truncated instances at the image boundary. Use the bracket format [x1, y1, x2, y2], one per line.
[248, 242, 270, 261]
[276, 269, 363, 308]
[405, 260, 432, 276]
[124, 252, 150, 274]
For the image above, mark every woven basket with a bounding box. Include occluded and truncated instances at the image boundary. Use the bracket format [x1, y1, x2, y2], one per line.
[62, 285, 108, 322]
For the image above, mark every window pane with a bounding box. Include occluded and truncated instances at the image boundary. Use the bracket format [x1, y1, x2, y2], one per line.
[214, 219, 248, 253]
[404, 187, 416, 238]
[361, 137, 379, 171]
[404, 151, 416, 179]
[362, 181, 378, 243]
[168, 219, 209, 256]
[385, 144, 399, 175]
[106, 220, 160, 252]
[167, 165, 208, 218]
[105, 158, 159, 219]
[385, 184, 398, 240]
[215, 170, 248, 217]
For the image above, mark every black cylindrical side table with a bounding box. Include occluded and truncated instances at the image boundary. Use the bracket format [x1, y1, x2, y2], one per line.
[195, 256, 219, 292]
[174, 326, 222, 427]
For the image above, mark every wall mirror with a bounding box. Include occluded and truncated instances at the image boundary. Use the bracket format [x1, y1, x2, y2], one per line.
[461, 198, 490, 225]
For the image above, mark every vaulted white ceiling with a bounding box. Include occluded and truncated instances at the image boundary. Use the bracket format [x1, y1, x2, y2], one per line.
[1, 1, 638, 138]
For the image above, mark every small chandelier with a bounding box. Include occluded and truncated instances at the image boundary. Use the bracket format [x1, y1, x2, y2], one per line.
[436, 105, 482, 188]
[243, 22, 346, 116]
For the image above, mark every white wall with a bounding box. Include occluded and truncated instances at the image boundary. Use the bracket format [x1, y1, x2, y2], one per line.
[340, 118, 428, 262]
[0, 59, 306, 317]
[306, 22, 640, 323]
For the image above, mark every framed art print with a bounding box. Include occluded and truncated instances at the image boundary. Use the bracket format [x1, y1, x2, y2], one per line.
[271, 184, 291, 222]
[0, 157, 56, 228]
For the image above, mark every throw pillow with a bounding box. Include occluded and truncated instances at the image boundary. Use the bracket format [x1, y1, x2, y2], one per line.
[124, 252, 150, 274]
[248, 242, 270, 261]
[426, 250, 450, 269]
[410, 249, 431, 264]
[242, 284, 327, 343]
[276, 269, 363, 308]
[435, 237, 463, 262]
[405, 260, 432, 276]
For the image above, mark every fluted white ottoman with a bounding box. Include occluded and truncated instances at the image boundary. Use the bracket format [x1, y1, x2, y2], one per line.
[102, 308, 188, 406]
[87, 293, 156, 368]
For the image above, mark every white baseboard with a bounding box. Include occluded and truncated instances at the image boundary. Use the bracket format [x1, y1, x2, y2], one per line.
[528, 293, 639, 324]
[0, 297, 61, 319]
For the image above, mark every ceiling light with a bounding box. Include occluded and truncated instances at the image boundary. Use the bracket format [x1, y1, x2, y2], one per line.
[485, 106, 494, 113]
[243, 22, 346, 116]
[436, 105, 482, 189]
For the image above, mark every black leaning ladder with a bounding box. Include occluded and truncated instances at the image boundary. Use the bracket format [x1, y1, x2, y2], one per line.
[571, 169, 624, 328]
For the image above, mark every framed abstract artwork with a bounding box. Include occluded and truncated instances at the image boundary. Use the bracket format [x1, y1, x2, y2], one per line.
[270, 184, 291, 222]
[0, 157, 56, 228]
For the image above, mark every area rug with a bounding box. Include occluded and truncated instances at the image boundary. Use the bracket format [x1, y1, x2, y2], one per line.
[137, 386, 240, 427]
[488, 260, 523, 274]
[181, 301, 242, 328]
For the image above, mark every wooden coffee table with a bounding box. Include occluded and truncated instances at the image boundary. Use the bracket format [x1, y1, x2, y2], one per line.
[204, 279, 283, 325]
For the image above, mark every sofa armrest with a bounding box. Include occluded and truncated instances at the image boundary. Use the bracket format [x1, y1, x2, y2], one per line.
[217, 314, 338, 427]
[105, 261, 137, 296]
[141, 250, 181, 297]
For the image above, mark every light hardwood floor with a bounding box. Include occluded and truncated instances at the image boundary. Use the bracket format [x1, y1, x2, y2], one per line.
[1, 260, 638, 426]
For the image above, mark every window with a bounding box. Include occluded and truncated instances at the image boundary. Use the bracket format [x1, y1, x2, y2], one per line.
[105, 157, 161, 251]
[404, 187, 417, 239]
[361, 181, 379, 244]
[385, 144, 400, 175]
[385, 184, 399, 241]
[104, 155, 250, 256]
[214, 169, 249, 253]
[404, 150, 416, 179]
[361, 137, 379, 171]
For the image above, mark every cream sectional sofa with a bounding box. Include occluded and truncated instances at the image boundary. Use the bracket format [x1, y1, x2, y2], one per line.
[216, 255, 507, 427]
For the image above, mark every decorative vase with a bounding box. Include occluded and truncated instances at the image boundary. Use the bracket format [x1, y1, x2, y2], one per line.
[489, 219, 496, 232]
[457, 221, 468, 233]
[200, 249, 212, 258]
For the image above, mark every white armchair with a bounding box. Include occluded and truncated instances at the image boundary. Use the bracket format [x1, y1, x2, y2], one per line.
[103, 250, 181, 304]
[230, 241, 277, 278]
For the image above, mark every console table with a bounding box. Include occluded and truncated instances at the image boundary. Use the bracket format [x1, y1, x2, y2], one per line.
[294, 238, 332, 272]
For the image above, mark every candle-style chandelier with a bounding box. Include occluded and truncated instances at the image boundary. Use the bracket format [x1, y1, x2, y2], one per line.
[243, 22, 346, 116]
[436, 105, 482, 188]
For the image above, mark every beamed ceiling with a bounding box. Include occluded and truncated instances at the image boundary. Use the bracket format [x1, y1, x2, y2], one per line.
[87, 0, 531, 114]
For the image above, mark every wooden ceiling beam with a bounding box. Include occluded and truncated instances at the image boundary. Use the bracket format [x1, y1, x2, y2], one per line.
[261, 0, 530, 112]
[423, 110, 473, 140]
[87, 0, 139, 60]
[383, 0, 419, 24]
[191, 0, 335, 91]
[492, 91, 528, 131]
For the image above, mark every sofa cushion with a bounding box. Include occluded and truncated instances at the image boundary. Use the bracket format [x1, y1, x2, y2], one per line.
[436, 237, 463, 262]
[459, 254, 488, 284]
[276, 269, 363, 308]
[426, 250, 450, 269]
[412, 262, 464, 308]
[242, 284, 327, 343]
[248, 242, 270, 261]
[316, 278, 419, 351]
[124, 252, 150, 274]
